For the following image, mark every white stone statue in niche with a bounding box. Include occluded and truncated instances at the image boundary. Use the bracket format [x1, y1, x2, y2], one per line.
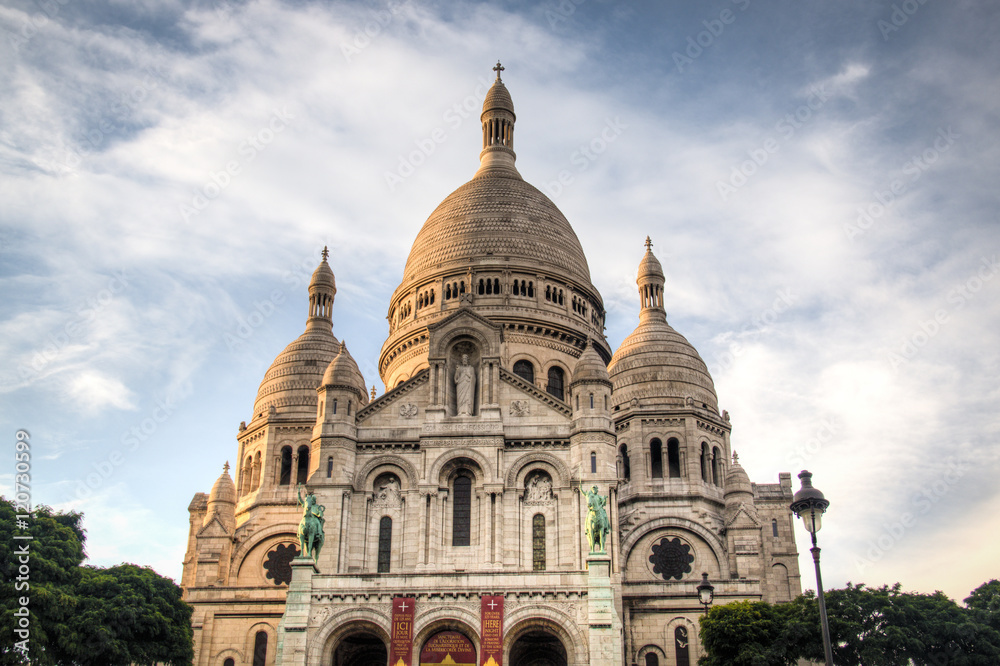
[373, 476, 402, 508]
[454, 353, 476, 416]
[524, 473, 553, 505]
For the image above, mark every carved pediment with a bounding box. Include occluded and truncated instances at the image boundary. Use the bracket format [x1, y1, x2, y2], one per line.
[357, 369, 429, 424]
[499, 368, 572, 418]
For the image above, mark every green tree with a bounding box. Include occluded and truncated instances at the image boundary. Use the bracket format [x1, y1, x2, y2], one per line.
[0, 498, 193, 666]
[698, 599, 803, 665]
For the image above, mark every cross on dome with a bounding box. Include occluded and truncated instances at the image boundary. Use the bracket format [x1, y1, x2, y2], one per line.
[644, 236, 653, 251]
[223, 461, 230, 473]
[493, 61, 504, 81]
[321, 246, 329, 261]
[732, 451, 739, 464]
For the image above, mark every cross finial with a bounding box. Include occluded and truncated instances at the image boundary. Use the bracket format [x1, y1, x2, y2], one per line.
[371, 385, 376, 400]
[644, 236, 653, 251]
[493, 61, 504, 81]
[321, 246, 329, 261]
[732, 451, 739, 465]
[223, 461, 230, 473]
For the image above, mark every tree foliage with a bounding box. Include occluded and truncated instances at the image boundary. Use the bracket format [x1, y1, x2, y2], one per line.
[700, 582, 1000, 666]
[0, 497, 193, 666]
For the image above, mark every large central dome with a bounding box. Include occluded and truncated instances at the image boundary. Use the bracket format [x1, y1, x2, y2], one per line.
[379, 66, 609, 388]
[401, 172, 592, 286]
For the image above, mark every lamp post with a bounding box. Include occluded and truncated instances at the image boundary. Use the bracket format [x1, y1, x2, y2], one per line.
[790, 470, 833, 666]
[696, 572, 715, 616]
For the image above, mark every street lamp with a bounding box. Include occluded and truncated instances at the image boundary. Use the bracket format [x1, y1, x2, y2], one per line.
[696, 572, 715, 615]
[790, 470, 834, 666]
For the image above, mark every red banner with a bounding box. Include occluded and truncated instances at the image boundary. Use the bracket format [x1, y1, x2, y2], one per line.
[480, 595, 504, 666]
[390, 597, 415, 666]
[420, 630, 477, 666]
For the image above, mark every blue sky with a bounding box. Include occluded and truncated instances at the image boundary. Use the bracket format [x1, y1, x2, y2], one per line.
[1, 0, 998, 603]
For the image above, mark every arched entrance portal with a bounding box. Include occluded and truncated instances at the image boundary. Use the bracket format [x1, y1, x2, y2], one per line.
[331, 631, 387, 666]
[509, 631, 567, 666]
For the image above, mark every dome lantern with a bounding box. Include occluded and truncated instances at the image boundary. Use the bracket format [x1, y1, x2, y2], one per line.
[477, 61, 519, 178]
[307, 246, 336, 331]
[638, 237, 666, 322]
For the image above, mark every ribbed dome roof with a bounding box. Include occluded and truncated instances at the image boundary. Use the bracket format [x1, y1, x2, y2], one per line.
[208, 465, 236, 505]
[482, 80, 515, 117]
[321, 342, 368, 400]
[637, 245, 664, 280]
[608, 317, 718, 411]
[573, 342, 610, 384]
[311, 256, 336, 289]
[725, 458, 753, 498]
[253, 327, 340, 419]
[401, 175, 592, 285]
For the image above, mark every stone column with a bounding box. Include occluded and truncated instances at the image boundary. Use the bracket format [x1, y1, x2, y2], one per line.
[586, 553, 623, 666]
[275, 557, 318, 665]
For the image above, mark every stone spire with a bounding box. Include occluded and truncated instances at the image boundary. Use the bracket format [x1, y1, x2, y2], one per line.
[636, 237, 666, 322]
[476, 61, 519, 178]
[307, 246, 337, 331]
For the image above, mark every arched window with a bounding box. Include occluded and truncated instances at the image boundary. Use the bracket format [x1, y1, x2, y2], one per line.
[772, 519, 779, 538]
[377, 516, 392, 573]
[493, 278, 500, 294]
[675, 626, 691, 666]
[513, 360, 534, 384]
[590, 451, 597, 474]
[667, 438, 681, 478]
[333, 398, 338, 414]
[589, 393, 594, 409]
[619, 444, 630, 481]
[240, 455, 251, 495]
[224, 659, 235, 666]
[700, 443, 710, 483]
[252, 631, 268, 666]
[532, 514, 546, 571]
[546, 366, 565, 401]
[712, 446, 721, 486]
[645, 653, 660, 666]
[452, 475, 472, 546]
[252, 452, 261, 489]
[527, 281, 534, 297]
[478, 279, 485, 295]
[279, 446, 292, 485]
[650, 439, 663, 479]
[327, 456, 334, 478]
[446, 284, 452, 299]
[296, 445, 309, 485]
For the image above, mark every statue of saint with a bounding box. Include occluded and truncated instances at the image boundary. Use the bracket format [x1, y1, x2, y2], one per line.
[297, 486, 325, 561]
[579, 484, 610, 553]
[454, 353, 476, 416]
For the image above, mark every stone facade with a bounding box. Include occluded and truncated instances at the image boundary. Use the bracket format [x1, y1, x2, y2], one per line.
[181, 66, 800, 666]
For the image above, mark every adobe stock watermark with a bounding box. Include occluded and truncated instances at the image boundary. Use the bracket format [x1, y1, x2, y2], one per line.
[72, 381, 193, 500]
[707, 288, 796, 377]
[341, 0, 411, 62]
[384, 76, 493, 192]
[854, 457, 968, 574]
[845, 127, 959, 241]
[877, 0, 932, 41]
[716, 85, 831, 202]
[886, 255, 997, 372]
[8, 0, 71, 52]
[672, 0, 751, 73]
[543, 0, 588, 29]
[17, 270, 130, 381]
[541, 117, 627, 200]
[178, 107, 295, 223]
[785, 417, 839, 469]
[224, 244, 331, 353]
[46, 66, 165, 173]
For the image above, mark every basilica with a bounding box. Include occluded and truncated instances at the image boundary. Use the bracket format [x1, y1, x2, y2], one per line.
[181, 65, 802, 666]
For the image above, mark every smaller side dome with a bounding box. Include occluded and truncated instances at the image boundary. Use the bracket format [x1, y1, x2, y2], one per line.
[724, 454, 753, 499]
[572, 342, 610, 384]
[321, 342, 369, 403]
[208, 462, 237, 505]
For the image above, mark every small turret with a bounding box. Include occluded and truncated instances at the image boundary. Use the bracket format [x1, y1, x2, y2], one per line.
[307, 246, 337, 331]
[570, 341, 612, 418]
[476, 61, 520, 179]
[637, 236, 666, 322]
[317, 342, 368, 424]
[204, 462, 236, 533]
